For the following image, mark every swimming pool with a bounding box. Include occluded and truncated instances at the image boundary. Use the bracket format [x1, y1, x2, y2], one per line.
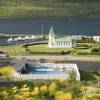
[20, 67, 69, 79]
[14, 63, 80, 80]
[28, 67, 69, 77]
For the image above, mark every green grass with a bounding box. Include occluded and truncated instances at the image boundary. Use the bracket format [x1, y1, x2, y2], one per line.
[0, 42, 100, 55]
[0, 45, 26, 55]
[0, 1, 100, 19]
[1, 43, 73, 55]
[28, 44, 73, 53]
[79, 70, 100, 81]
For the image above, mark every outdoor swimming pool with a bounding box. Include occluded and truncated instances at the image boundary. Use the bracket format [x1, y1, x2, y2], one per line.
[14, 63, 80, 80]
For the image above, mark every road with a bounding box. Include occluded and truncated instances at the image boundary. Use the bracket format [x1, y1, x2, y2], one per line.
[11, 55, 100, 62]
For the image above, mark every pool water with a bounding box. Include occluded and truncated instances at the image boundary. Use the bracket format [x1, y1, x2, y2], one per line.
[29, 67, 68, 75]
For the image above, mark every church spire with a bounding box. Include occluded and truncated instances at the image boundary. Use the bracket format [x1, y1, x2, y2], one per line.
[49, 27, 55, 37]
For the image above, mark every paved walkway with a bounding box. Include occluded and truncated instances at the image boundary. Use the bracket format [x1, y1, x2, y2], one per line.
[11, 55, 100, 62]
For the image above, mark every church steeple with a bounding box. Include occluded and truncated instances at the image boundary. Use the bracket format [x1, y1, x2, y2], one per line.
[48, 27, 55, 48]
[49, 27, 55, 37]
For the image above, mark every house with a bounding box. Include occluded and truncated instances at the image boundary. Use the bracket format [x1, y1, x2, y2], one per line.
[0, 51, 7, 58]
[93, 36, 100, 43]
[48, 27, 76, 48]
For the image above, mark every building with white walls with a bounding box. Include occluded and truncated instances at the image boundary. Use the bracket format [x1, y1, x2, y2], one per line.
[48, 27, 76, 48]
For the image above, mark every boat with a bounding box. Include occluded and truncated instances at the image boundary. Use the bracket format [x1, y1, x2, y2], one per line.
[31, 35, 36, 39]
[24, 36, 30, 40]
[14, 38, 18, 41]
[7, 37, 16, 42]
[7, 35, 37, 42]
[17, 36, 22, 40]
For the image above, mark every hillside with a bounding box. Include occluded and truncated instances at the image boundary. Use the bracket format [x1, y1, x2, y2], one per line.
[0, 0, 100, 19]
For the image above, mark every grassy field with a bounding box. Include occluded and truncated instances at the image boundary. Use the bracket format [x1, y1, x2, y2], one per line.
[0, 43, 73, 55]
[0, 45, 26, 55]
[28, 44, 73, 53]
[0, 0, 100, 19]
[0, 42, 99, 55]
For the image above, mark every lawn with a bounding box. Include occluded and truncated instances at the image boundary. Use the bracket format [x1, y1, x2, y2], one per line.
[0, 45, 26, 55]
[28, 44, 73, 53]
[26, 42, 100, 55]
[0, 43, 74, 55]
[0, 42, 99, 55]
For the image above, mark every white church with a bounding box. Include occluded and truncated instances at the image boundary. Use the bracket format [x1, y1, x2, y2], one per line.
[48, 27, 76, 48]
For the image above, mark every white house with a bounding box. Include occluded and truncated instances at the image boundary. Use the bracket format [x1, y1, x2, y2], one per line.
[93, 36, 100, 43]
[48, 27, 76, 48]
[0, 51, 7, 58]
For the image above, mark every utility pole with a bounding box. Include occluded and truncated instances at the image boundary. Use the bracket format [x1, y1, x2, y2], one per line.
[42, 24, 44, 39]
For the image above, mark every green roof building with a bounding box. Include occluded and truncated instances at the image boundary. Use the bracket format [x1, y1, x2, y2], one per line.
[48, 27, 76, 48]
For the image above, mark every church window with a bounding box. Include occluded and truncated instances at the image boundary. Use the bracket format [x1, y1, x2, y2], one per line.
[66, 42, 67, 46]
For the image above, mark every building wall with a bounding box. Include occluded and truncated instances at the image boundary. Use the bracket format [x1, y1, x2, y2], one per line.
[48, 27, 76, 48]
[93, 36, 100, 42]
[0, 54, 6, 58]
[52, 41, 72, 48]
[49, 39, 76, 48]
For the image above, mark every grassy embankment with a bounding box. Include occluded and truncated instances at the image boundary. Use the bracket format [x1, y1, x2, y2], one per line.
[0, 0, 100, 19]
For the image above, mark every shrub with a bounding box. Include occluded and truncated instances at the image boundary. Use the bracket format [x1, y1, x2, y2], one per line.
[55, 92, 72, 100]
[91, 93, 100, 99]
[31, 87, 39, 96]
[91, 46, 100, 53]
[20, 87, 30, 92]
[59, 79, 66, 85]
[40, 85, 48, 94]
[0, 66, 15, 76]
[91, 47, 99, 52]
[48, 82, 57, 95]
[14, 94, 24, 100]
[81, 95, 87, 100]
[79, 70, 96, 81]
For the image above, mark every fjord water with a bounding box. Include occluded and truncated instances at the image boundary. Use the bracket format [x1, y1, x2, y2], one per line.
[0, 19, 100, 35]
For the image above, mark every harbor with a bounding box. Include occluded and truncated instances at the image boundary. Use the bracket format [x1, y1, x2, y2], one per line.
[0, 35, 47, 46]
[0, 19, 100, 35]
